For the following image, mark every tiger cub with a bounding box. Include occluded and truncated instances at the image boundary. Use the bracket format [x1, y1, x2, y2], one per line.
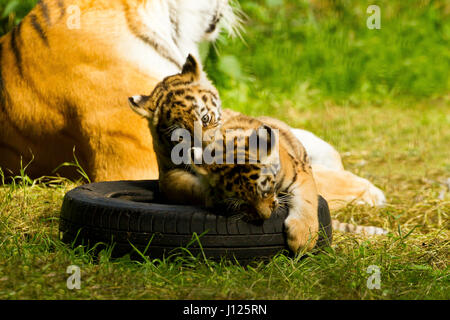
[129, 54, 221, 205]
[188, 114, 321, 252]
[131, 68, 321, 252]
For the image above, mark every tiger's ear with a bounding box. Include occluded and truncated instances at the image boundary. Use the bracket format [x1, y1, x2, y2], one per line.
[181, 54, 201, 81]
[128, 95, 153, 118]
[256, 125, 279, 162]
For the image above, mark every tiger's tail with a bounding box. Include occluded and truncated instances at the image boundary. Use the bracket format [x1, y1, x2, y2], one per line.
[332, 219, 388, 235]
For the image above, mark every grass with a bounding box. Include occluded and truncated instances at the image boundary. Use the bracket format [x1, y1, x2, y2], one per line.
[0, 0, 449, 299]
[205, 0, 449, 110]
[0, 0, 37, 35]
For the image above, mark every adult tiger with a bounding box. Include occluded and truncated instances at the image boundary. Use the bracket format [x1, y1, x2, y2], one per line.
[0, 0, 238, 181]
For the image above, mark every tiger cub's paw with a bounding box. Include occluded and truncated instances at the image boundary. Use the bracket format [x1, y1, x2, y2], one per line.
[284, 216, 318, 253]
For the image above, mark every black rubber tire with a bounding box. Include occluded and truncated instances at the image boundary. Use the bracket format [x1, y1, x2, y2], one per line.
[59, 180, 332, 263]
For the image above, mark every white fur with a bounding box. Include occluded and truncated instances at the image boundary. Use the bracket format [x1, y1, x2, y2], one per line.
[115, 0, 235, 80]
[131, 95, 144, 104]
[290, 128, 344, 171]
[117, 36, 181, 80]
[290, 129, 386, 207]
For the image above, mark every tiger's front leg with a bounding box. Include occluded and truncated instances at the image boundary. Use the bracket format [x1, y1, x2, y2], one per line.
[159, 169, 208, 206]
[284, 170, 320, 252]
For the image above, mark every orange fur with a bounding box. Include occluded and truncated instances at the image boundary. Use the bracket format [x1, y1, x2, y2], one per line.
[0, 0, 162, 181]
[312, 164, 386, 211]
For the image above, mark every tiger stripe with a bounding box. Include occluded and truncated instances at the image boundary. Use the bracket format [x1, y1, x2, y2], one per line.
[0, 42, 3, 91]
[9, 23, 23, 77]
[168, 7, 180, 47]
[131, 30, 182, 70]
[154, 91, 167, 110]
[30, 14, 49, 46]
[57, 0, 65, 19]
[0, 42, 5, 109]
[38, 0, 51, 25]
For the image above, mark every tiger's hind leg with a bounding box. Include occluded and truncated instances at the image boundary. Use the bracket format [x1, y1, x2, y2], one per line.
[289, 128, 386, 211]
[311, 164, 386, 211]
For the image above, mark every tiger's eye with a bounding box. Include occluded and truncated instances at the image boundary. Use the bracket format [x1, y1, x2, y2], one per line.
[201, 114, 210, 124]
